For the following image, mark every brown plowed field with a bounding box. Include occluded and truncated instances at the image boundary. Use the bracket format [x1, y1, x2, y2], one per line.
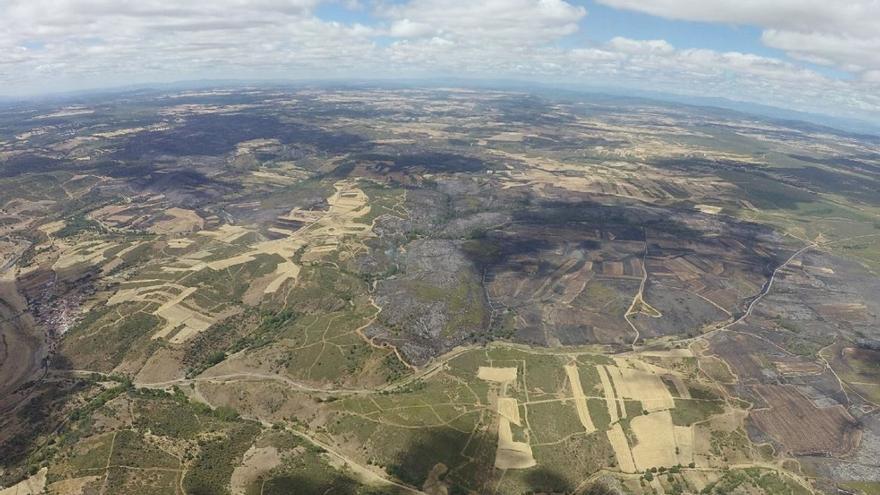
[710, 333, 766, 382]
[750, 385, 859, 456]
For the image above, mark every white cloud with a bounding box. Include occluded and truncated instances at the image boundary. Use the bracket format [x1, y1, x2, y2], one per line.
[389, 19, 435, 38]
[761, 30, 880, 76]
[0, 0, 877, 122]
[0, 0, 381, 93]
[608, 37, 674, 54]
[380, 0, 586, 45]
[596, 0, 880, 80]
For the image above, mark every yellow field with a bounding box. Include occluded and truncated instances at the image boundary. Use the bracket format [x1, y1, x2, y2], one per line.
[597, 365, 624, 423]
[167, 238, 195, 249]
[495, 415, 536, 470]
[564, 363, 597, 433]
[476, 365, 535, 469]
[629, 411, 679, 470]
[606, 423, 636, 473]
[630, 411, 695, 470]
[151, 287, 199, 336]
[199, 224, 250, 243]
[674, 425, 695, 464]
[497, 397, 521, 426]
[639, 349, 694, 358]
[206, 253, 256, 270]
[110, 284, 220, 343]
[165, 310, 215, 344]
[595, 357, 700, 473]
[52, 240, 114, 270]
[114, 241, 147, 259]
[477, 366, 518, 383]
[249, 170, 299, 184]
[606, 359, 675, 412]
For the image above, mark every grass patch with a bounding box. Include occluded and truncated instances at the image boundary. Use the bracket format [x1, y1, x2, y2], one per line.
[183, 422, 261, 495]
[109, 430, 179, 469]
[701, 468, 811, 495]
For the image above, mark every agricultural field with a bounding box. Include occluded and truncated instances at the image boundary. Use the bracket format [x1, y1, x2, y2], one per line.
[1, 86, 879, 494]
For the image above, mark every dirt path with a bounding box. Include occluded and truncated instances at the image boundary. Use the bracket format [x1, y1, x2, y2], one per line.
[625, 230, 649, 349]
[817, 343, 878, 409]
[641, 240, 817, 353]
[354, 297, 415, 372]
[136, 372, 376, 395]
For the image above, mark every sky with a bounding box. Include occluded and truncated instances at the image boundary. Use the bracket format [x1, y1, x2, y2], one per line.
[2, 0, 879, 123]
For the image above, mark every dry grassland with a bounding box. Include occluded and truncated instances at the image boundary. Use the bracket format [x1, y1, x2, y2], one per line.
[91, 123, 169, 138]
[674, 424, 695, 463]
[134, 348, 185, 384]
[46, 475, 102, 495]
[36, 108, 94, 119]
[597, 357, 697, 473]
[487, 132, 526, 142]
[235, 138, 281, 155]
[249, 170, 299, 184]
[695, 204, 722, 215]
[230, 445, 282, 495]
[772, 360, 823, 376]
[263, 261, 300, 294]
[603, 261, 624, 277]
[669, 375, 691, 399]
[490, 147, 730, 203]
[53, 239, 150, 273]
[386, 122, 457, 140]
[52, 241, 114, 270]
[0, 467, 46, 495]
[158, 103, 259, 117]
[38, 220, 65, 235]
[148, 207, 204, 234]
[422, 463, 449, 495]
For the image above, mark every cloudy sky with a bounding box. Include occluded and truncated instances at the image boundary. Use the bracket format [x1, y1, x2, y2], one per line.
[2, 0, 879, 122]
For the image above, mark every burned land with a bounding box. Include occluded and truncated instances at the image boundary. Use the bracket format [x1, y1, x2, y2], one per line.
[0, 86, 879, 495]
